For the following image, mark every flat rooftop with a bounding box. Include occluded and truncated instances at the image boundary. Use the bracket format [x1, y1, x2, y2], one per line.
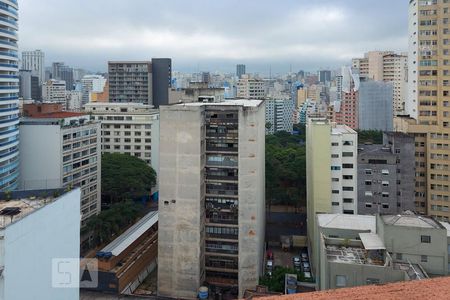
[0, 189, 67, 228]
[174, 99, 263, 108]
[331, 124, 357, 135]
[326, 245, 370, 265]
[317, 214, 376, 233]
[382, 214, 443, 229]
[100, 210, 158, 256]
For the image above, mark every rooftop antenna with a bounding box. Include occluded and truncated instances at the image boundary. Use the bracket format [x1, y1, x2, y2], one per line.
[269, 65, 272, 80]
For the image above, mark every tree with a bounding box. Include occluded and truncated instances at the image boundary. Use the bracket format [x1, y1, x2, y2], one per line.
[101, 153, 156, 205]
[357, 130, 383, 144]
[259, 266, 305, 292]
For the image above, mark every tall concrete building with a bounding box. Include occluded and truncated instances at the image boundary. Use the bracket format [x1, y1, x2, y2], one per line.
[108, 61, 152, 105]
[21, 49, 45, 85]
[42, 79, 66, 103]
[51, 62, 74, 89]
[236, 64, 246, 79]
[19, 107, 101, 224]
[151, 58, 171, 108]
[318, 70, 332, 83]
[0, 0, 19, 191]
[358, 80, 394, 131]
[158, 100, 265, 299]
[395, 0, 450, 220]
[357, 132, 416, 215]
[236, 75, 266, 99]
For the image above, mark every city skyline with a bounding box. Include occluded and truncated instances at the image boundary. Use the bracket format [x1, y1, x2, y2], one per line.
[20, 0, 408, 73]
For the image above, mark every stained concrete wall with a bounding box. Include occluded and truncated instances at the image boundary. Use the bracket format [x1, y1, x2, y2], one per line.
[158, 105, 205, 299]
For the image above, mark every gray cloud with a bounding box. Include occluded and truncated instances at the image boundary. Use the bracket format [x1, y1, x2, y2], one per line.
[18, 0, 408, 74]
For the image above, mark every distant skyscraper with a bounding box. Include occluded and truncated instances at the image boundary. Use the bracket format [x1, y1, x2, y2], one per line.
[318, 70, 332, 83]
[236, 64, 246, 79]
[358, 80, 393, 131]
[21, 50, 45, 85]
[0, 0, 19, 191]
[201, 71, 210, 84]
[52, 62, 74, 90]
[151, 58, 172, 108]
[108, 61, 152, 104]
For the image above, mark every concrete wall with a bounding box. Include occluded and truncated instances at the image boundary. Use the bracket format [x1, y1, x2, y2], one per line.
[306, 119, 331, 275]
[0, 189, 81, 300]
[19, 124, 62, 189]
[158, 105, 205, 299]
[238, 103, 266, 296]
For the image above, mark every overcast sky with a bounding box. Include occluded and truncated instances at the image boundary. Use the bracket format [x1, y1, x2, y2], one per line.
[19, 0, 408, 74]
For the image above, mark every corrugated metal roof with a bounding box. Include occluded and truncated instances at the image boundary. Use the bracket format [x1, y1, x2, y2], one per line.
[101, 210, 158, 256]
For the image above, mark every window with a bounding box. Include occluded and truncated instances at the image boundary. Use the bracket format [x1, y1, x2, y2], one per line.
[382, 203, 389, 209]
[421, 255, 428, 262]
[382, 169, 389, 175]
[332, 178, 340, 182]
[421, 235, 431, 243]
[365, 191, 373, 197]
[331, 154, 339, 158]
[336, 275, 347, 287]
[382, 181, 389, 187]
[343, 164, 354, 169]
[343, 175, 353, 180]
[365, 169, 372, 175]
[382, 192, 389, 198]
[343, 210, 354, 214]
[331, 142, 339, 146]
[332, 190, 340, 194]
[365, 203, 372, 208]
[343, 141, 353, 146]
[343, 187, 354, 191]
[342, 152, 354, 157]
[365, 180, 372, 186]
[343, 198, 353, 203]
[331, 166, 341, 171]
[332, 202, 340, 206]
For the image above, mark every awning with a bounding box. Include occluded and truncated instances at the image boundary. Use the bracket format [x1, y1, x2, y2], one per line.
[359, 232, 386, 250]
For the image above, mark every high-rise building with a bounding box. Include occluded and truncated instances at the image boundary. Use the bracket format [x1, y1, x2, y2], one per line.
[357, 132, 416, 215]
[318, 70, 332, 83]
[236, 64, 246, 79]
[158, 100, 265, 299]
[397, 0, 450, 220]
[0, 0, 19, 191]
[151, 58, 171, 108]
[84, 103, 160, 173]
[19, 69, 42, 100]
[108, 61, 152, 104]
[331, 67, 359, 129]
[236, 75, 266, 99]
[21, 49, 45, 85]
[81, 75, 107, 105]
[265, 97, 295, 134]
[42, 79, 66, 103]
[358, 80, 394, 131]
[19, 107, 101, 224]
[353, 51, 408, 115]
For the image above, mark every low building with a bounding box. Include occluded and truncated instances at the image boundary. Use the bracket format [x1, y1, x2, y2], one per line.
[84, 103, 160, 171]
[87, 211, 158, 294]
[357, 132, 415, 215]
[0, 188, 81, 300]
[313, 212, 448, 291]
[19, 106, 101, 225]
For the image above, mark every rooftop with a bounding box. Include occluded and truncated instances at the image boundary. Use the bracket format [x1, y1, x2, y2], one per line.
[317, 214, 376, 233]
[381, 214, 443, 229]
[100, 210, 158, 257]
[359, 232, 385, 250]
[439, 221, 450, 237]
[331, 124, 357, 135]
[175, 99, 263, 108]
[260, 276, 450, 300]
[0, 189, 67, 228]
[26, 112, 86, 119]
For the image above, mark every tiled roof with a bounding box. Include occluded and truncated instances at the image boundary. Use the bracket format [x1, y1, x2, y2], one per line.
[31, 112, 86, 118]
[261, 277, 450, 300]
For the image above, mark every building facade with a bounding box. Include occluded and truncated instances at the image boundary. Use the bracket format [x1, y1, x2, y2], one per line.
[81, 75, 107, 105]
[84, 103, 160, 172]
[358, 80, 394, 131]
[236, 64, 246, 79]
[158, 100, 265, 299]
[357, 133, 416, 215]
[21, 49, 45, 85]
[236, 75, 266, 99]
[19, 110, 101, 223]
[0, 0, 19, 191]
[265, 97, 295, 134]
[396, 0, 450, 220]
[151, 58, 171, 108]
[108, 61, 152, 105]
[42, 79, 66, 103]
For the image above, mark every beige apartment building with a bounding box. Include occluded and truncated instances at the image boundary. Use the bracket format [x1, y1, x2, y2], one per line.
[395, 0, 450, 220]
[236, 75, 267, 99]
[352, 51, 408, 115]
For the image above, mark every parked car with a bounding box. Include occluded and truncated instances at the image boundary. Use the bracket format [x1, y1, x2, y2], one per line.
[267, 250, 274, 261]
[304, 272, 312, 280]
[266, 260, 273, 277]
[302, 261, 310, 272]
[293, 256, 301, 267]
[301, 252, 308, 261]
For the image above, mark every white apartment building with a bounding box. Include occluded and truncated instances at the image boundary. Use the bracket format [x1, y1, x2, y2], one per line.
[21, 50, 45, 85]
[330, 124, 358, 214]
[42, 79, 66, 103]
[236, 75, 267, 99]
[158, 100, 265, 299]
[84, 103, 160, 173]
[265, 97, 295, 134]
[66, 90, 83, 111]
[19, 113, 101, 223]
[81, 75, 107, 105]
[0, 188, 80, 300]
